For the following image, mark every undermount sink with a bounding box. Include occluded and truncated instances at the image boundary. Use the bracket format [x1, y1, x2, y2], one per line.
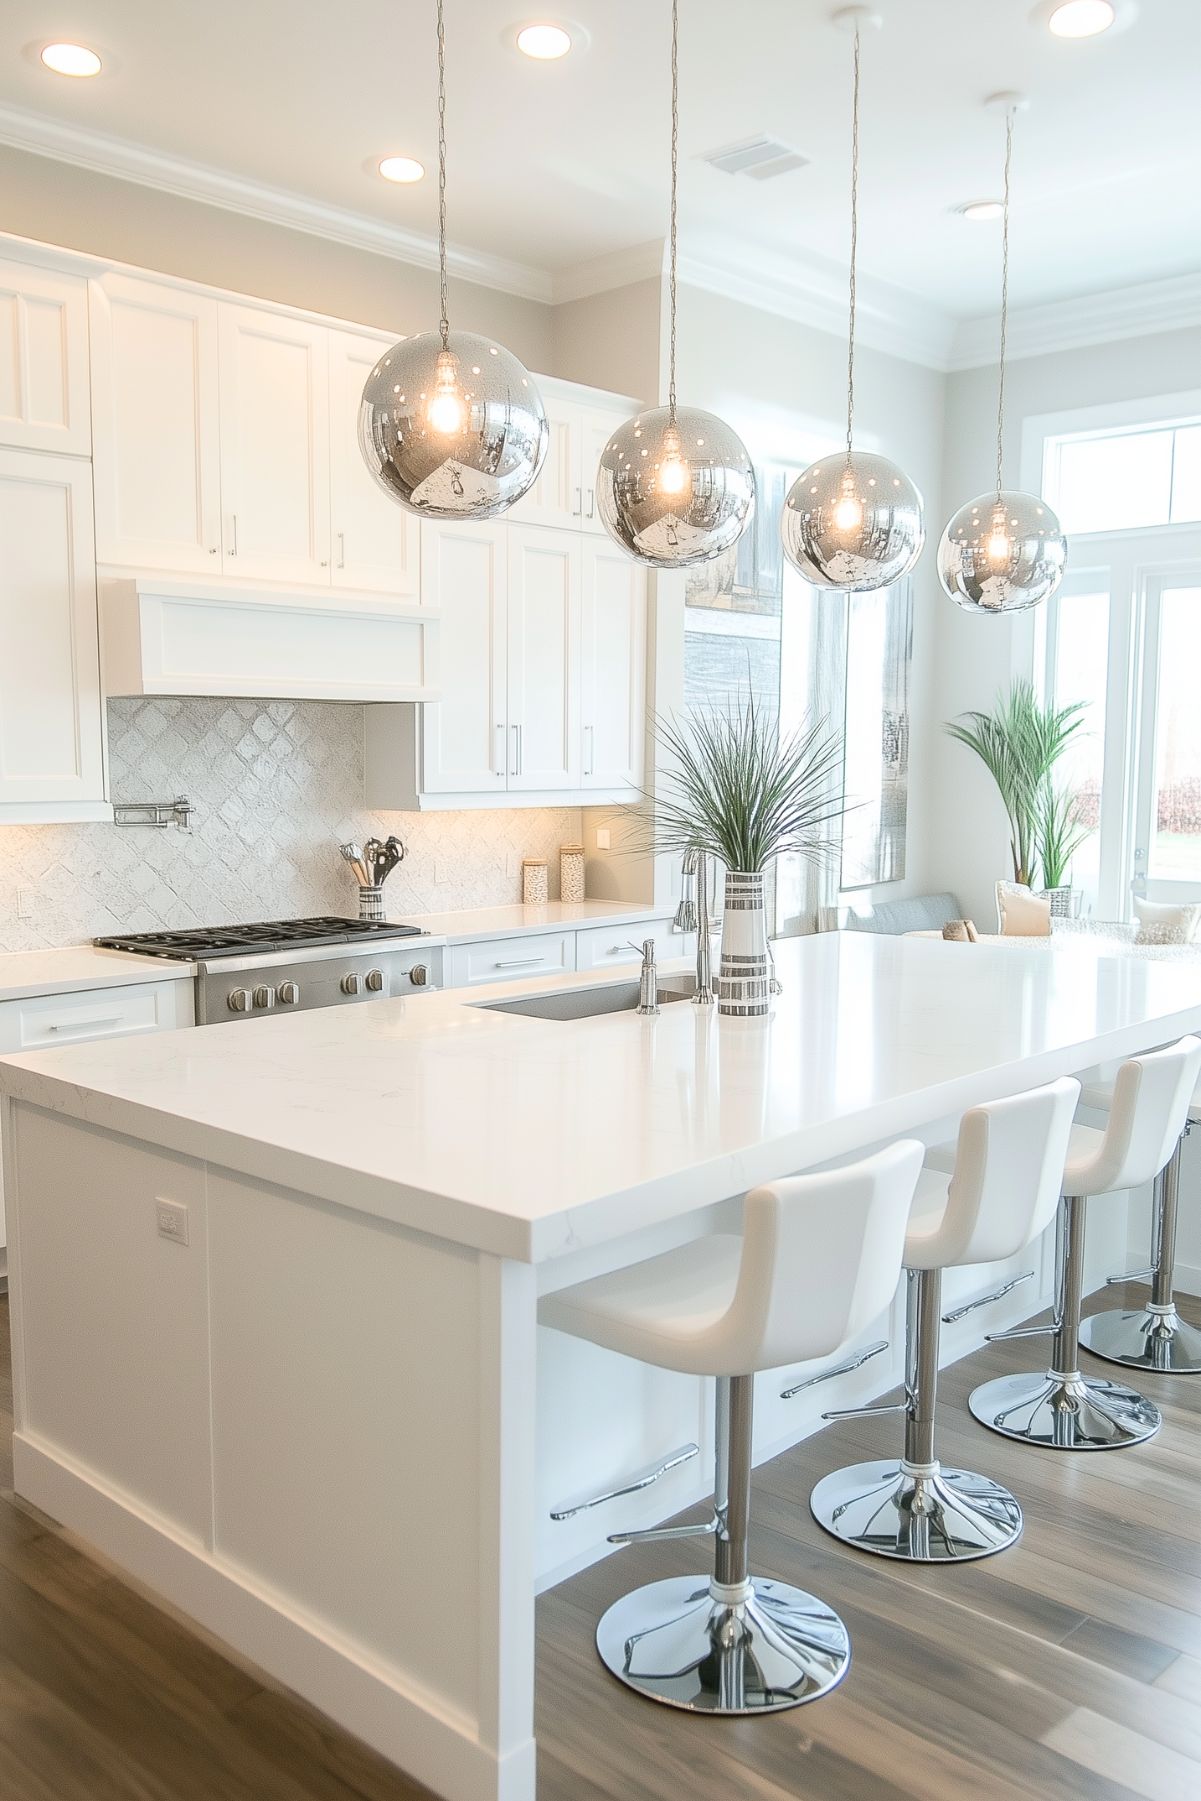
[475, 973, 698, 1022]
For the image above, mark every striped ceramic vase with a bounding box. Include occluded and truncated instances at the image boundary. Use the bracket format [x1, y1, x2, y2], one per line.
[717, 871, 772, 1018]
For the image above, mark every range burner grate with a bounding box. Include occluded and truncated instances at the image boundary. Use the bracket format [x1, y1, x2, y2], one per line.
[94, 916, 423, 961]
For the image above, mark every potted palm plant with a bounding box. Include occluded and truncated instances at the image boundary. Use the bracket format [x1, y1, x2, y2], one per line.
[944, 680, 1088, 901]
[1036, 783, 1092, 917]
[645, 691, 846, 1016]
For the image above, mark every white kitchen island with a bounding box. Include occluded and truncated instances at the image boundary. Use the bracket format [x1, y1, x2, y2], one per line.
[3, 931, 1201, 1801]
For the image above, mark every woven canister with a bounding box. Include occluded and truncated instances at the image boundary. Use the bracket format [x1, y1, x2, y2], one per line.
[522, 858, 549, 905]
[560, 844, 585, 904]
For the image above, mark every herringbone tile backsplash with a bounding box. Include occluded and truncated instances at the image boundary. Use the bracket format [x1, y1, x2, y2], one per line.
[0, 700, 583, 952]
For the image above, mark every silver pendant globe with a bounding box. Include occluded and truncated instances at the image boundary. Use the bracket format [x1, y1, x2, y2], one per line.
[938, 490, 1067, 614]
[596, 405, 755, 568]
[782, 452, 923, 592]
[359, 329, 548, 520]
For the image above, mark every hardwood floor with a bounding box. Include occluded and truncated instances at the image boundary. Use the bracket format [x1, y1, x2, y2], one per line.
[1, 1286, 1200, 1800]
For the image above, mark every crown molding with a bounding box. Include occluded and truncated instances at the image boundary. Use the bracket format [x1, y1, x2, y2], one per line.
[949, 270, 1201, 370]
[676, 244, 957, 373]
[0, 101, 554, 306]
[550, 241, 666, 304]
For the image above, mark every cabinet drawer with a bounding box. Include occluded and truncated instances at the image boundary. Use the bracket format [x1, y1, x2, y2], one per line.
[448, 932, 576, 988]
[575, 919, 677, 973]
[0, 980, 194, 1055]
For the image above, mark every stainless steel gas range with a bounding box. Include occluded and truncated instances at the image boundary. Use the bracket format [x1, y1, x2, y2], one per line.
[94, 917, 441, 1024]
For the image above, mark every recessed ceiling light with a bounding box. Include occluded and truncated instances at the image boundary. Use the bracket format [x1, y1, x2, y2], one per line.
[1047, 1, 1116, 36]
[378, 156, 425, 184]
[956, 199, 1004, 221]
[40, 42, 102, 77]
[516, 23, 572, 59]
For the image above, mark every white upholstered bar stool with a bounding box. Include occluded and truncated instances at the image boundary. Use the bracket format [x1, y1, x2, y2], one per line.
[1078, 1074, 1201, 1372]
[539, 1140, 924, 1715]
[810, 1077, 1079, 1562]
[969, 1036, 1201, 1451]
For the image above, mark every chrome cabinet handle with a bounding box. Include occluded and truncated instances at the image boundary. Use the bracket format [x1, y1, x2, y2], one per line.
[230, 513, 238, 556]
[585, 487, 595, 519]
[495, 723, 506, 778]
[510, 723, 519, 776]
[494, 956, 546, 969]
[337, 530, 346, 569]
[572, 486, 582, 517]
[584, 723, 594, 777]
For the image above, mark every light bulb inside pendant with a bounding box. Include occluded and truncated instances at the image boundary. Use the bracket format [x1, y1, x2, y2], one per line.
[426, 348, 466, 437]
[657, 423, 690, 497]
[832, 468, 864, 535]
[985, 502, 1012, 564]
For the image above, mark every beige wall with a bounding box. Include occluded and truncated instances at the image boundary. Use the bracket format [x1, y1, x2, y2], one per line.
[550, 277, 663, 405]
[931, 323, 1201, 924]
[0, 145, 554, 365]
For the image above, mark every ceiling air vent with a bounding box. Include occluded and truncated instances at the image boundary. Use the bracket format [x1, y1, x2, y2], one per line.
[702, 136, 810, 181]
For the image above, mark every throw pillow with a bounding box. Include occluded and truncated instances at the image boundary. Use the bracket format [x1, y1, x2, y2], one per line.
[996, 881, 1053, 937]
[1133, 897, 1201, 946]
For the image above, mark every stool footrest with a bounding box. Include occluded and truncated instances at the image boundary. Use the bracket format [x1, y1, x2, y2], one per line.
[608, 1515, 720, 1548]
[822, 1400, 906, 1422]
[780, 1338, 888, 1401]
[985, 1321, 1058, 1343]
[941, 1271, 1033, 1324]
[549, 1442, 700, 1521]
[1106, 1267, 1156, 1287]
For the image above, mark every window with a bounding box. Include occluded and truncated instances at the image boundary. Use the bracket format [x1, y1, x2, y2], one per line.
[1045, 415, 1201, 534]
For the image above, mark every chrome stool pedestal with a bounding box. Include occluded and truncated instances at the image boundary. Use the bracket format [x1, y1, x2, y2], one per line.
[1080, 1125, 1201, 1374]
[598, 1376, 850, 1714]
[811, 1268, 1023, 1562]
[969, 1194, 1162, 1450]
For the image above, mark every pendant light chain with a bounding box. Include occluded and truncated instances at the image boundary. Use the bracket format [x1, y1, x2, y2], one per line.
[667, 0, 679, 425]
[845, 21, 861, 467]
[995, 105, 1014, 499]
[436, 0, 450, 350]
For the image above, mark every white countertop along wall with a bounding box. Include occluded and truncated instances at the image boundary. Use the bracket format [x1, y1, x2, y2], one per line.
[7, 932, 1201, 1263]
[398, 900, 677, 944]
[0, 946, 196, 1003]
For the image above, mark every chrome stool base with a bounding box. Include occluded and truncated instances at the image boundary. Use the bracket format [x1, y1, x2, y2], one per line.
[809, 1459, 1023, 1562]
[595, 1574, 851, 1714]
[1081, 1306, 1201, 1374]
[968, 1368, 1161, 1450]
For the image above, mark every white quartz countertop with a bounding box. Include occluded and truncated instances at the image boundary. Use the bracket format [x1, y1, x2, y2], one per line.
[6, 933, 1201, 1263]
[395, 900, 675, 943]
[0, 945, 197, 1003]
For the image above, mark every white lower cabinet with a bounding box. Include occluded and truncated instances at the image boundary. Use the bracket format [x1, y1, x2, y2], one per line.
[447, 931, 576, 989]
[575, 919, 678, 972]
[0, 976, 195, 1274]
[0, 450, 108, 823]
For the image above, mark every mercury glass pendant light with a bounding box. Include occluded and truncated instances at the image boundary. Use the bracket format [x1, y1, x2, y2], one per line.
[595, 1, 755, 568]
[938, 100, 1067, 614]
[359, 0, 548, 519]
[781, 9, 924, 592]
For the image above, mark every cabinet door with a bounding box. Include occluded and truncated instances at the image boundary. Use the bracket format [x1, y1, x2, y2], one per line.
[0, 259, 90, 455]
[580, 539, 646, 792]
[90, 275, 222, 573]
[419, 519, 507, 794]
[577, 406, 622, 535]
[328, 329, 420, 596]
[507, 526, 581, 791]
[218, 305, 331, 584]
[0, 450, 104, 811]
[509, 394, 581, 530]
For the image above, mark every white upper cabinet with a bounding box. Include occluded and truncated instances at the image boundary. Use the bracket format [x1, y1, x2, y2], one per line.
[507, 527, 580, 791]
[328, 329, 420, 597]
[511, 392, 626, 535]
[580, 538, 646, 792]
[418, 518, 508, 794]
[217, 305, 331, 585]
[0, 259, 90, 456]
[0, 449, 106, 821]
[90, 274, 222, 573]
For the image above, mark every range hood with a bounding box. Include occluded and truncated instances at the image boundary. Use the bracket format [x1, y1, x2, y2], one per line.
[100, 575, 441, 703]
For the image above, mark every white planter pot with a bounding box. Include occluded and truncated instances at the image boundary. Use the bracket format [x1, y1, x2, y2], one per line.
[717, 871, 773, 1018]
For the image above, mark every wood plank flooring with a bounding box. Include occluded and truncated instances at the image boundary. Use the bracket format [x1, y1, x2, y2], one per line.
[1, 1285, 1200, 1799]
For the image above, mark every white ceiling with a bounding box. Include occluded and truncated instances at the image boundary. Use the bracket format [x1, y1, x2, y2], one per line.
[2, 0, 1199, 329]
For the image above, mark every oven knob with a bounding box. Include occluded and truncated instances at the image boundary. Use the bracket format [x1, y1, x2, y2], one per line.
[341, 972, 362, 996]
[253, 985, 275, 1010]
[409, 964, 429, 987]
[365, 968, 385, 992]
[278, 980, 300, 1006]
[227, 988, 252, 1013]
